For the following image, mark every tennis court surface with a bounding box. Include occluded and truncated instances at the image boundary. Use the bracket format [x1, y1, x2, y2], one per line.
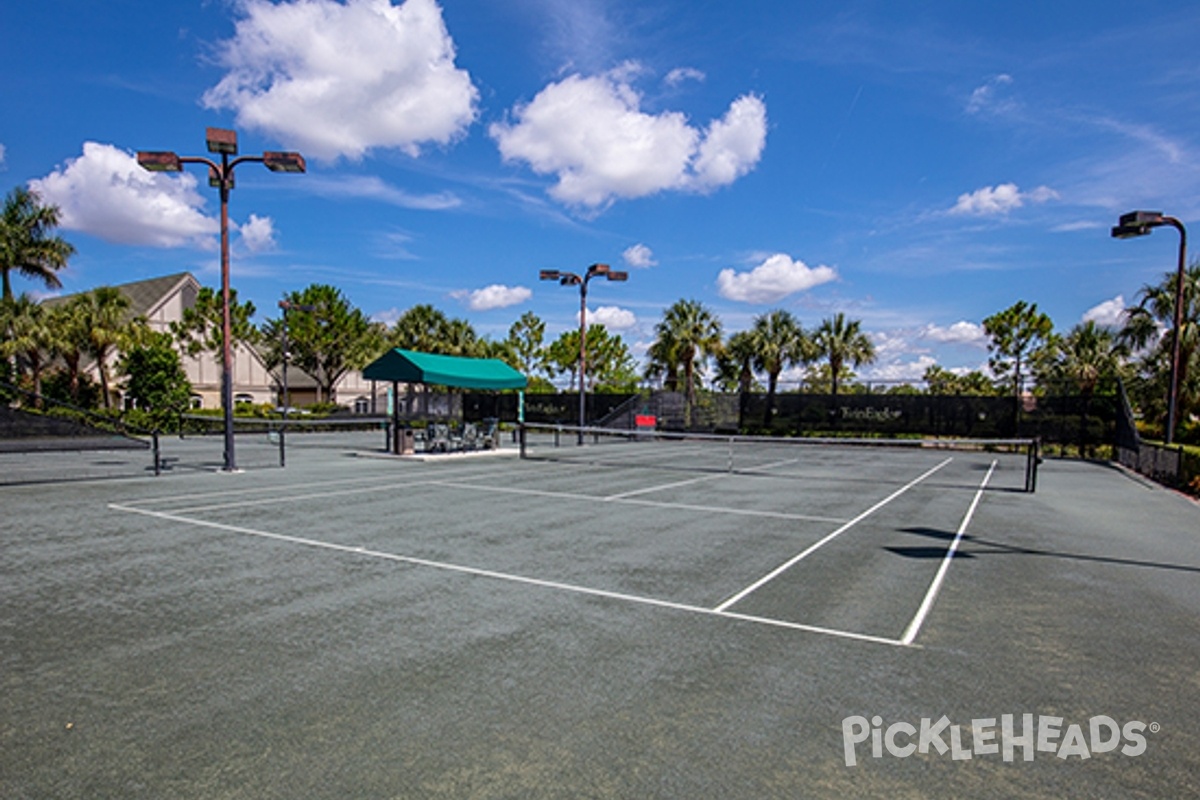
[3, 432, 1198, 798]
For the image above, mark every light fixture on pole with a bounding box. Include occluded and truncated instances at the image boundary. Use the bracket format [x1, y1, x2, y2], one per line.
[1111, 210, 1188, 444]
[138, 128, 305, 471]
[540, 263, 628, 444]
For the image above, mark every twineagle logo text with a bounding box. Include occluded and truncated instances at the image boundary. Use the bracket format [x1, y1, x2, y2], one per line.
[842, 714, 1152, 766]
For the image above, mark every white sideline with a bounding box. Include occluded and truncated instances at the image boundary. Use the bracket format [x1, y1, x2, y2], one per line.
[713, 457, 953, 612]
[899, 460, 997, 645]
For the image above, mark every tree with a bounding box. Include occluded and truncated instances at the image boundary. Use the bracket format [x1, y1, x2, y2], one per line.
[1035, 321, 1128, 398]
[983, 301, 1053, 423]
[0, 294, 55, 404]
[1120, 261, 1200, 439]
[649, 299, 723, 421]
[119, 330, 192, 429]
[170, 286, 260, 365]
[48, 298, 91, 405]
[75, 286, 133, 409]
[715, 330, 758, 394]
[0, 187, 75, 302]
[505, 311, 548, 377]
[389, 304, 450, 352]
[262, 284, 384, 403]
[812, 313, 875, 397]
[750, 309, 814, 425]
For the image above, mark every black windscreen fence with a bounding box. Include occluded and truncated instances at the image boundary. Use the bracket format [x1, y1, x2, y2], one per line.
[456, 390, 1119, 450]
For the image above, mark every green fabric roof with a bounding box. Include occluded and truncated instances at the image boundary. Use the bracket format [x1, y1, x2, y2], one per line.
[362, 349, 527, 390]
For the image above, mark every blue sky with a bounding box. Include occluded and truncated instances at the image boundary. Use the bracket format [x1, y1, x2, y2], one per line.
[3, 0, 1198, 385]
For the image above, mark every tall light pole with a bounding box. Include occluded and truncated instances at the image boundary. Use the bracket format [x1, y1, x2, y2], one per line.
[138, 128, 305, 471]
[1112, 210, 1188, 444]
[540, 263, 628, 442]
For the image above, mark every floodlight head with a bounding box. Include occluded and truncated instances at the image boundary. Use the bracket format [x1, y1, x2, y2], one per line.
[206, 127, 238, 155]
[1118, 211, 1163, 227]
[208, 166, 231, 189]
[136, 151, 182, 172]
[539, 270, 561, 281]
[607, 270, 628, 282]
[560, 274, 582, 286]
[588, 263, 610, 275]
[263, 151, 306, 173]
[1111, 224, 1150, 239]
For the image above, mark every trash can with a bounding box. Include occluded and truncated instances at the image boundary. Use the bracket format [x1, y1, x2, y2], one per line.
[394, 426, 415, 455]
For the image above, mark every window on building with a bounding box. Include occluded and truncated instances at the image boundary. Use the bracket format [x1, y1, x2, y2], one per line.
[354, 396, 370, 414]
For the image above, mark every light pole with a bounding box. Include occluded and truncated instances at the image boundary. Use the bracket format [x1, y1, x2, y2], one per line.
[1112, 210, 1188, 444]
[540, 263, 628, 443]
[138, 128, 305, 471]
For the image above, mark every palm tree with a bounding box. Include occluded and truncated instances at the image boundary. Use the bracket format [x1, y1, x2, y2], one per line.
[750, 309, 813, 426]
[75, 287, 132, 409]
[1120, 262, 1200, 439]
[390, 304, 451, 352]
[812, 313, 875, 397]
[49, 298, 90, 405]
[1, 187, 75, 302]
[1038, 321, 1129, 398]
[0, 294, 55, 404]
[650, 299, 723, 422]
[715, 330, 757, 394]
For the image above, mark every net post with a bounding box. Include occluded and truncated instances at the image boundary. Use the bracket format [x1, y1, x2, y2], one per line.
[278, 420, 287, 468]
[153, 431, 161, 477]
[1025, 438, 1040, 493]
[518, 423, 527, 459]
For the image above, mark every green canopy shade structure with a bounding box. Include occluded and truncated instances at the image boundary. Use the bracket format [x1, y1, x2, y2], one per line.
[362, 350, 526, 454]
[363, 349, 527, 390]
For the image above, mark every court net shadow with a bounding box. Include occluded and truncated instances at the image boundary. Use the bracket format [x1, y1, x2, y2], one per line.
[886, 526, 1200, 575]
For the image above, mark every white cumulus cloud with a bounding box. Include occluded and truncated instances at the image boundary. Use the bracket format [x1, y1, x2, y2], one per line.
[949, 183, 1058, 216]
[622, 243, 657, 268]
[0, 143, 7, 167]
[29, 142, 217, 247]
[717, 253, 836, 304]
[1082, 295, 1127, 328]
[585, 305, 637, 330]
[239, 214, 277, 252]
[919, 321, 988, 346]
[490, 65, 766, 208]
[203, 0, 478, 161]
[456, 284, 531, 311]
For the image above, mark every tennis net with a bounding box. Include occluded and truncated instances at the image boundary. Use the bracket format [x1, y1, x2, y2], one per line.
[519, 423, 1040, 492]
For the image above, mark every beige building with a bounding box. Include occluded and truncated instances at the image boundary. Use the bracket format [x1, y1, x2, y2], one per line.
[46, 272, 383, 412]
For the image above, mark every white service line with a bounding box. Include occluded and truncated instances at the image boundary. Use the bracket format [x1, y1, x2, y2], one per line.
[106, 501, 907, 647]
[428, 479, 849, 524]
[899, 459, 997, 645]
[713, 457, 954, 612]
[603, 472, 724, 500]
[115, 461, 564, 508]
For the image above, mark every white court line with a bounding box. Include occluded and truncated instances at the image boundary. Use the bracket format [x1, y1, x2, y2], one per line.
[428, 480, 849, 524]
[116, 461, 564, 508]
[106, 501, 906, 647]
[899, 460, 997, 645]
[162, 480, 445, 514]
[604, 473, 725, 500]
[713, 457, 953, 612]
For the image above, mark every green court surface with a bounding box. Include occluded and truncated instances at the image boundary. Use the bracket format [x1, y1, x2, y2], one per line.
[2, 440, 1198, 798]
